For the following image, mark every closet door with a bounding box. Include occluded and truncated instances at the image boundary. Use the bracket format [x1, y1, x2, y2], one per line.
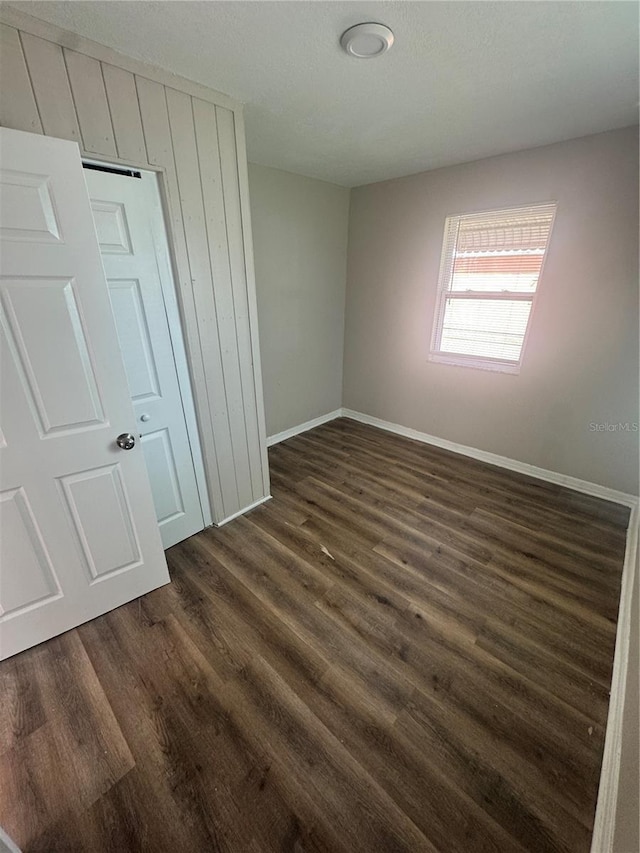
[86, 167, 206, 548]
[0, 127, 169, 660]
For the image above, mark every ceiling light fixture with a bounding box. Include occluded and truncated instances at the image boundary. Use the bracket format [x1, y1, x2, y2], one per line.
[340, 23, 394, 59]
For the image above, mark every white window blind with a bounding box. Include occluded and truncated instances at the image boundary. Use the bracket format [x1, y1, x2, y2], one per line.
[429, 203, 556, 372]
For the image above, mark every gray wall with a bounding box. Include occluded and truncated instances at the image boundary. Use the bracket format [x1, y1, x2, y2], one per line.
[249, 163, 349, 437]
[343, 127, 639, 495]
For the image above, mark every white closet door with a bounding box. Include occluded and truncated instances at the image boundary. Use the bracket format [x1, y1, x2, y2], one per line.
[0, 128, 169, 660]
[85, 168, 206, 548]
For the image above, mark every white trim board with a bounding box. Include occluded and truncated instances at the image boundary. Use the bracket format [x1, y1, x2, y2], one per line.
[268, 406, 638, 507]
[267, 410, 344, 447]
[214, 495, 272, 528]
[268, 404, 638, 848]
[337, 407, 638, 851]
[341, 408, 639, 508]
[0, 5, 237, 111]
[591, 504, 639, 853]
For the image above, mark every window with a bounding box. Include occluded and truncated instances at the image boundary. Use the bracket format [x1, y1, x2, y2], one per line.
[429, 203, 556, 373]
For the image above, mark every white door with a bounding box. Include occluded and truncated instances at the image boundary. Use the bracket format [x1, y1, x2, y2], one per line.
[85, 168, 206, 549]
[0, 127, 170, 661]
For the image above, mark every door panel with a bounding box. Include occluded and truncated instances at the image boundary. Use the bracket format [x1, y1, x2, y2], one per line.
[108, 278, 161, 401]
[0, 487, 60, 615]
[140, 429, 185, 523]
[90, 199, 132, 254]
[57, 463, 143, 581]
[0, 169, 61, 243]
[0, 128, 169, 660]
[85, 168, 205, 548]
[2, 277, 106, 433]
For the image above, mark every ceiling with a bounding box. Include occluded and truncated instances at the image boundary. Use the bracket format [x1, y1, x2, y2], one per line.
[9, 1, 639, 187]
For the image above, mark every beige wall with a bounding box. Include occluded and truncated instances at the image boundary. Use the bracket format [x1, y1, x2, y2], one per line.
[343, 127, 639, 495]
[249, 163, 349, 437]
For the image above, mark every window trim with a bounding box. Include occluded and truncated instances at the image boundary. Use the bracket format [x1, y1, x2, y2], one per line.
[428, 202, 557, 374]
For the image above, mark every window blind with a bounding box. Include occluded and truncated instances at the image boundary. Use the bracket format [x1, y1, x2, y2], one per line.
[430, 203, 556, 371]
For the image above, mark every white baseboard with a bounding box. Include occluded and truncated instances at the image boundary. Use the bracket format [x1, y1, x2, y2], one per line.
[341, 408, 639, 508]
[265, 403, 638, 846]
[591, 504, 639, 853]
[266, 403, 638, 848]
[268, 405, 638, 507]
[266, 409, 343, 447]
[214, 495, 272, 528]
[338, 407, 638, 851]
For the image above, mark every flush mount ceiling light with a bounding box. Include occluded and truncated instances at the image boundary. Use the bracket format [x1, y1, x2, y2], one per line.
[340, 23, 394, 58]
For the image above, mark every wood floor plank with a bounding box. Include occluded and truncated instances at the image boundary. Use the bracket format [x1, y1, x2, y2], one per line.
[0, 417, 629, 852]
[169, 540, 528, 852]
[320, 420, 630, 528]
[309, 428, 625, 554]
[83, 606, 300, 853]
[0, 632, 135, 847]
[165, 613, 434, 853]
[373, 538, 617, 683]
[395, 694, 593, 853]
[0, 646, 46, 756]
[313, 577, 602, 819]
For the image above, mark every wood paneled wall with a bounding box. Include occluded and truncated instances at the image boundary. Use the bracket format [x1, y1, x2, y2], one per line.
[0, 10, 270, 524]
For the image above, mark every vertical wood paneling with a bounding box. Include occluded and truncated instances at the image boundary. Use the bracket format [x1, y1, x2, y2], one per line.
[63, 49, 116, 157]
[0, 25, 42, 134]
[232, 109, 271, 498]
[166, 87, 241, 518]
[101, 64, 146, 163]
[135, 76, 172, 167]
[192, 98, 254, 510]
[216, 107, 265, 498]
[19, 33, 80, 143]
[136, 76, 225, 520]
[0, 14, 271, 524]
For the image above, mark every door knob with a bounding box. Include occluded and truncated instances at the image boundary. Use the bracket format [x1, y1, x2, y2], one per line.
[116, 433, 136, 450]
[140, 413, 150, 422]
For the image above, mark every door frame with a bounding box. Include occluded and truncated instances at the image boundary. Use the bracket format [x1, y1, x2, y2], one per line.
[84, 156, 213, 529]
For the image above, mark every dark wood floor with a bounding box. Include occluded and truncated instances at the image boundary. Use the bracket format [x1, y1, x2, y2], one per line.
[0, 418, 630, 853]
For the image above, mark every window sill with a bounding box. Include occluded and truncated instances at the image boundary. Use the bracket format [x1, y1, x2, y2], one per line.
[428, 352, 521, 374]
